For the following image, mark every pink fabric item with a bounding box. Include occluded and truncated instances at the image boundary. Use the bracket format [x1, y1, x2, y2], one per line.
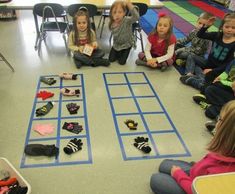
[33, 123, 54, 136]
[173, 152, 235, 194]
[0, 186, 9, 194]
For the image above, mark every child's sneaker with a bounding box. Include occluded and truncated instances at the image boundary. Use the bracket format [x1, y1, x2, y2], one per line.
[175, 59, 186, 66]
[199, 101, 210, 109]
[205, 120, 216, 132]
[192, 94, 207, 104]
[210, 128, 216, 136]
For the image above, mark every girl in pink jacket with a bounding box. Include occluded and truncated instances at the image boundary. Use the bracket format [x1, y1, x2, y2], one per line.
[150, 100, 235, 194]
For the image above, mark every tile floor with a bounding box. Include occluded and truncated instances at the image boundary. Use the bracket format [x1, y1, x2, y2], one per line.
[0, 4, 214, 194]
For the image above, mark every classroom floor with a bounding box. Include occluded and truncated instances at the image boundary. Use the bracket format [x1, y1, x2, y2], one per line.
[0, 1, 227, 194]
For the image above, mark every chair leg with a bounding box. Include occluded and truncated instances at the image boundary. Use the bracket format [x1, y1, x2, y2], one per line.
[100, 16, 106, 38]
[0, 53, 15, 72]
[97, 13, 103, 30]
[34, 32, 40, 50]
[37, 36, 42, 56]
[139, 30, 144, 52]
[63, 33, 70, 55]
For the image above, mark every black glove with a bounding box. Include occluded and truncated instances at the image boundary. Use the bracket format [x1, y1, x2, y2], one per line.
[36, 101, 53, 117]
[64, 138, 83, 154]
[62, 122, 83, 134]
[66, 103, 80, 114]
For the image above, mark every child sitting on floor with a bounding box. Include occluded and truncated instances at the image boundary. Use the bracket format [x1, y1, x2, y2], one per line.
[175, 12, 212, 66]
[135, 12, 176, 71]
[68, 9, 110, 68]
[150, 100, 235, 194]
[180, 13, 235, 91]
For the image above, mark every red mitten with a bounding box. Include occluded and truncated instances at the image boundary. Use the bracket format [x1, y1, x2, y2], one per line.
[0, 177, 17, 187]
[36, 91, 43, 98]
[41, 91, 54, 100]
[37, 91, 54, 100]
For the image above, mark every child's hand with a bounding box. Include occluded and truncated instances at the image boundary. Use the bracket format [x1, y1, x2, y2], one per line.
[78, 47, 84, 53]
[171, 165, 181, 176]
[213, 76, 220, 83]
[125, 0, 133, 9]
[205, 16, 216, 27]
[92, 42, 98, 50]
[232, 81, 235, 94]
[203, 68, 212, 74]
[147, 59, 157, 67]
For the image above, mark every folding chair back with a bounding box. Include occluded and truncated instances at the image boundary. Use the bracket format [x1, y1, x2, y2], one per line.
[67, 4, 97, 31]
[33, 3, 69, 56]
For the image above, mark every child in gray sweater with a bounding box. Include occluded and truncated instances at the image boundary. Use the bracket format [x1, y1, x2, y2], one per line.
[108, 0, 139, 65]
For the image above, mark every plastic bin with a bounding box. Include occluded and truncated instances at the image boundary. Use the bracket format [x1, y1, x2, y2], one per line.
[0, 157, 31, 194]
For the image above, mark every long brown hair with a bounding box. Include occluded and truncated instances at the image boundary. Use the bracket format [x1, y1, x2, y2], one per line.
[208, 100, 235, 157]
[73, 10, 92, 46]
[108, 1, 127, 30]
[150, 14, 174, 54]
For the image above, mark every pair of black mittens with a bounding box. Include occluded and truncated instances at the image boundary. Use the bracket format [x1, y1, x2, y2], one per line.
[24, 144, 59, 157]
[64, 138, 83, 155]
[133, 136, 151, 153]
[36, 101, 54, 117]
[40, 77, 56, 85]
[62, 122, 83, 134]
[66, 103, 80, 114]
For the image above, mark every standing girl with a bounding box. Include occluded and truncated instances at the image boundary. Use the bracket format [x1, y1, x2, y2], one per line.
[135, 12, 177, 71]
[150, 100, 235, 194]
[68, 9, 110, 68]
[108, 0, 139, 65]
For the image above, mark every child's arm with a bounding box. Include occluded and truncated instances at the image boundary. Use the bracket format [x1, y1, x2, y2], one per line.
[125, 0, 139, 24]
[155, 44, 175, 64]
[197, 17, 217, 41]
[125, 0, 134, 10]
[68, 31, 83, 53]
[171, 166, 194, 194]
[144, 41, 158, 67]
[90, 30, 98, 49]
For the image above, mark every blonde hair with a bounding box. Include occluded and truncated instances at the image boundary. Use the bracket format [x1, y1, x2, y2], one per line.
[73, 10, 92, 46]
[150, 14, 174, 53]
[198, 12, 213, 20]
[219, 13, 235, 32]
[208, 100, 235, 157]
[108, 1, 127, 29]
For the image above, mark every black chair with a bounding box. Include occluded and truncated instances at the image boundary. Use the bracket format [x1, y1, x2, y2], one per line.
[0, 52, 14, 72]
[131, 3, 148, 52]
[67, 4, 97, 31]
[33, 3, 69, 56]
